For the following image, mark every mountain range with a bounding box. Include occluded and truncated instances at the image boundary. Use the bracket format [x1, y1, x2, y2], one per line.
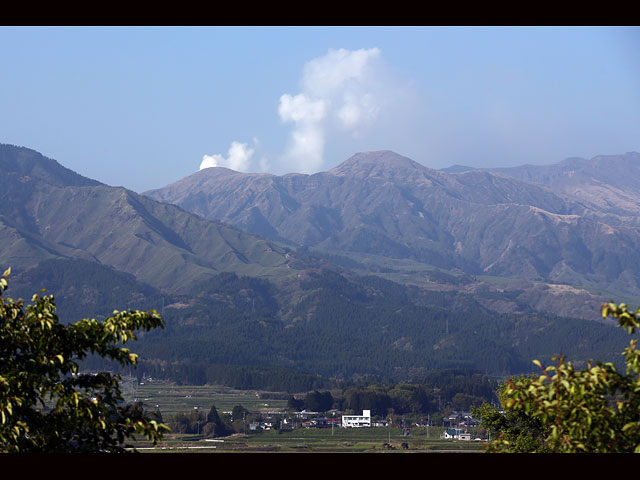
[145, 149, 640, 313]
[1, 143, 637, 383]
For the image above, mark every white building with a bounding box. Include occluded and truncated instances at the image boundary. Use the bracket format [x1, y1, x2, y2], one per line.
[443, 428, 465, 439]
[443, 429, 473, 440]
[342, 410, 371, 428]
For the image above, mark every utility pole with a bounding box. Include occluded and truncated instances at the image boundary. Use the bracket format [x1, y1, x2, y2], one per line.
[331, 411, 334, 436]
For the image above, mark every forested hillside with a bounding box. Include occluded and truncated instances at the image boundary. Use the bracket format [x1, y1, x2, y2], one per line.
[62, 265, 631, 386]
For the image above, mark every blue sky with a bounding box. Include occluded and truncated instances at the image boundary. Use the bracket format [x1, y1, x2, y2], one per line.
[1, 26, 638, 192]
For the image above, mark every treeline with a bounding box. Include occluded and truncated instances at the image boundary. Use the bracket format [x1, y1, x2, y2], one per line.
[337, 369, 499, 416]
[137, 361, 334, 392]
[82, 352, 498, 415]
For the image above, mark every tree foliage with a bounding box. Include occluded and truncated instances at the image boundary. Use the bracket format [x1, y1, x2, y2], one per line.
[169, 404, 233, 436]
[475, 302, 640, 453]
[0, 268, 169, 452]
[205, 404, 230, 436]
[472, 380, 551, 453]
[303, 390, 334, 412]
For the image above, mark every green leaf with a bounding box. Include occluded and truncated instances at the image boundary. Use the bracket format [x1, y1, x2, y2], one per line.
[0, 275, 167, 452]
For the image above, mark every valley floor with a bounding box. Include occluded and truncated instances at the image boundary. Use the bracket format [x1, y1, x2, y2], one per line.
[124, 379, 487, 453]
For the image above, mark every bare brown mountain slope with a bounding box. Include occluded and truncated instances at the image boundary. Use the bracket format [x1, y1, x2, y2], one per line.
[489, 152, 640, 218]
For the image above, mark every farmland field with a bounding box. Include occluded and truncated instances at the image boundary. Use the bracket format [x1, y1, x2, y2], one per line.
[122, 379, 486, 453]
[122, 377, 289, 417]
[133, 428, 486, 453]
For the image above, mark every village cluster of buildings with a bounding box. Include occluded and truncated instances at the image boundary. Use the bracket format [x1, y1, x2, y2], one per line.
[247, 409, 482, 440]
[249, 409, 377, 431]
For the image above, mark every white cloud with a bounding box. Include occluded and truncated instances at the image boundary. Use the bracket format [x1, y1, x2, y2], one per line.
[278, 93, 327, 124]
[277, 47, 397, 173]
[200, 153, 222, 169]
[258, 155, 271, 172]
[301, 48, 381, 98]
[287, 124, 326, 173]
[199, 141, 255, 172]
[200, 47, 417, 175]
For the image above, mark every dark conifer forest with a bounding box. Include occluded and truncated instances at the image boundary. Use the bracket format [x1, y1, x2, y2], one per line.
[17, 258, 629, 395]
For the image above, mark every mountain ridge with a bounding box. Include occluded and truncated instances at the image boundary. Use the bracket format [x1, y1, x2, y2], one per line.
[144, 150, 640, 300]
[487, 151, 640, 216]
[0, 144, 315, 293]
[0, 143, 103, 188]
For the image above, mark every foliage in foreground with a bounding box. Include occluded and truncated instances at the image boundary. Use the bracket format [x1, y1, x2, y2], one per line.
[0, 268, 170, 452]
[475, 302, 640, 453]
